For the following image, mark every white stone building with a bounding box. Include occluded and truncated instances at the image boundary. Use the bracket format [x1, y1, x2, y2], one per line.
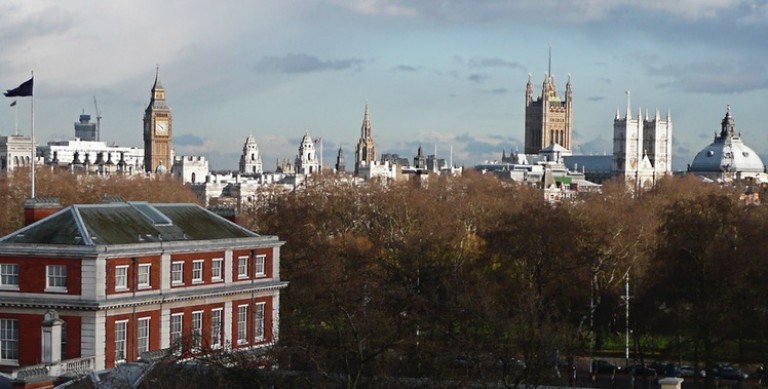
[0, 134, 33, 172]
[612, 104, 673, 189]
[356, 160, 398, 181]
[173, 155, 209, 184]
[39, 139, 145, 175]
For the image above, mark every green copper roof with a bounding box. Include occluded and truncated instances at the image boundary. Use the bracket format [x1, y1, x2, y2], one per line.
[0, 202, 257, 245]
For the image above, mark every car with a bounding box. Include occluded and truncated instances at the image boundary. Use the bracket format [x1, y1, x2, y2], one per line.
[716, 365, 748, 380]
[648, 361, 681, 377]
[626, 364, 656, 376]
[679, 365, 705, 378]
[592, 360, 621, 374]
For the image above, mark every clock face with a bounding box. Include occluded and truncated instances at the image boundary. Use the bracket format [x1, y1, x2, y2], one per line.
[155, 120, 168, 136]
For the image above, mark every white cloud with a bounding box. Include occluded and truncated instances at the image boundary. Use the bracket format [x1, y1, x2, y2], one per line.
[326, 0, 752, 23]
[328, 0, 416, 16]
[739, 0, 768, 24]
[633, 0, 743, 19]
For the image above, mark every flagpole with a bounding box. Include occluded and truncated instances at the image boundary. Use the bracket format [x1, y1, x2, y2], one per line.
[30, 70, 35, 199]
[13, 102, 18, 135]
[320, 138, 323, 174]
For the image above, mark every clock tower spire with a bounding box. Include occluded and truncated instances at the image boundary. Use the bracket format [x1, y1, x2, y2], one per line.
[143, 66, 173, 173]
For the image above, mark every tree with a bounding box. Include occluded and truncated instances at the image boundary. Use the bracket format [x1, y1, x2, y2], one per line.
[644, 190, 746, 389]
[0, 169, 200, 235]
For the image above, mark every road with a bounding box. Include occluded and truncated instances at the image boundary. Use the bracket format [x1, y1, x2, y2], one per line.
[573, 369, 756, 389]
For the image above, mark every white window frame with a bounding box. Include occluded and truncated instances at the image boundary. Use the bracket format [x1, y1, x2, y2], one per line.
[171, 262, 184, 285]
[0, 264, 19, 289]
[254, 302, 265, 342]
[137, 317, 150, 356]
[114, 320, 128, 364]
[46, 265, 67, 292]
[211, 258, 223, 282]
[211, 308, 223, 349]
[237, 256, 249, 279]
[237, 305, 248, 345]
[170, 313, 183, 350]
[0, 318, 19, 364]
[115, 265, 129, 291]
[191, 311, 203, 350]
[137, 264, 151, 289]
[192, 260, 204, 283]
[254, 255, 266, 277]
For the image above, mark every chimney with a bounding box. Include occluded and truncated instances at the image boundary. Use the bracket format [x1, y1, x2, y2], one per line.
[208, 205, 239, 225]
[24, 197, 63, 226]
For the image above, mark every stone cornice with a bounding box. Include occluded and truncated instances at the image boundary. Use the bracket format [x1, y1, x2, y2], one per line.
[0, 280, 289, 311]
[0, 237, 285, 258]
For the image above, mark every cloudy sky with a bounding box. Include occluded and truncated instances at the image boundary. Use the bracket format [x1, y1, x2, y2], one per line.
[1, 0, 767, 171]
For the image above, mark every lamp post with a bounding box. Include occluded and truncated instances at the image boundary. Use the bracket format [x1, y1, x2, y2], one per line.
[624, 270, 630, 368]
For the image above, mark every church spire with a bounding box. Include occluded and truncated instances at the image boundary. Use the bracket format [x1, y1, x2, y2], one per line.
[362, 101, 371, 139]
[354, 102, 377, 176]
[548, 45, 552, 82]
[526, 73, 533, 105]
[625, 90, 631, 119]
[152, 65, 164, 93]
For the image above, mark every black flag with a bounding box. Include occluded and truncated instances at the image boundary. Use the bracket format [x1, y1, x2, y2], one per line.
[4, 77, 33, 97]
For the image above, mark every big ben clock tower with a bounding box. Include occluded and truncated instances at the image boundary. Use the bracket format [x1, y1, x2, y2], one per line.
[143, 66, 173, 173]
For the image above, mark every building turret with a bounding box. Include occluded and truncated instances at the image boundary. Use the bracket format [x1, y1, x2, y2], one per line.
[335, 146, 346, 174]
[239, 134, 263, 175]
[354, 102, 377, 176]
[295, 131, 319, 175]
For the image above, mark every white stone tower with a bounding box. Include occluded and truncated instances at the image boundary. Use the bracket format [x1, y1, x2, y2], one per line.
[295, 131, 319, 175]
[239, 134, 263, 175]
[612, 92, 672, 188]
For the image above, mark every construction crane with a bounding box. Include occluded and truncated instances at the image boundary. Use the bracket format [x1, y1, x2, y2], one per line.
[93, 96, 102, 141]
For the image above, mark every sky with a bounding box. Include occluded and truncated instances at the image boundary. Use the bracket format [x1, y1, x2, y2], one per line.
[1, 0, 768, 172]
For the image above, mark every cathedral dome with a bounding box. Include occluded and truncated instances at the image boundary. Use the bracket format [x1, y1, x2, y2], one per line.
[690, 140, 764, 173]
[689, 106, 765, 177]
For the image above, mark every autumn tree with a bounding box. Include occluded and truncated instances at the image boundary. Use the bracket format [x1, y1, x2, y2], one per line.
[641, 190, 747, 389]
[0, 168, 200, 235]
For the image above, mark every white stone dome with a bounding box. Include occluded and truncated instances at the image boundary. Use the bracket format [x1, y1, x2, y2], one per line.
[689, 107, 765, 174]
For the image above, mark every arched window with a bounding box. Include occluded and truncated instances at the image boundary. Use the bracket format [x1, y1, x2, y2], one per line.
[191, 172, 196, 184]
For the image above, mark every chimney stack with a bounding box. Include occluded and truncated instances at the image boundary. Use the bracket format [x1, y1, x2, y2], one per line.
[208, 205, 239, 225]
[24, 197, 62, 226]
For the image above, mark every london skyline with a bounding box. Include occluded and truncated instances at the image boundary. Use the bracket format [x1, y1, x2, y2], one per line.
[1, 0, 767, 171]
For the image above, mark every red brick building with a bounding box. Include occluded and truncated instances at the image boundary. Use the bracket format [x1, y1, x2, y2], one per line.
[0, 200, 286, 382]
